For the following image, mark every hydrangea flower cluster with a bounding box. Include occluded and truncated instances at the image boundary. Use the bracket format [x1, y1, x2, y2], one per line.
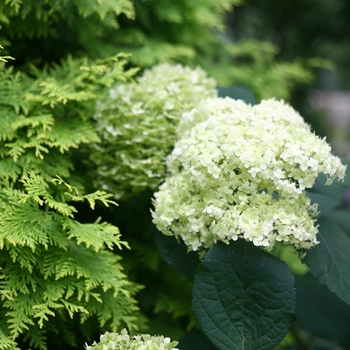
[85, 329, 178, 350]
[91, 63, 217, 199]
[152, 97, 346, 251]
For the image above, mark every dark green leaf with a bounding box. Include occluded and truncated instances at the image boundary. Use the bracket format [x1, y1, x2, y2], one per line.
[306, 191, 341, 215]
[309, 174, 346, 202]
[295, 273, 350, 348]
[322, 209, 350, 236]
[193, 240, 295, 350]
[303, 216, 350, 306]
[341, 157, 350, 186]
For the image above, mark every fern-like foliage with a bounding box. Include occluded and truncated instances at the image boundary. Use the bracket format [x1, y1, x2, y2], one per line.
[0, 179, 144, 349]
[0, 54, 137, 182]
[0, 54, 145, 349]
[0, 45, 13, 63]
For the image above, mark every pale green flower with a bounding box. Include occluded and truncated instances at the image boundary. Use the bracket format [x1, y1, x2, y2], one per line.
[85, 329, 178, 350]
[152, 97, 346, 251]
[91, 63, 217, 199]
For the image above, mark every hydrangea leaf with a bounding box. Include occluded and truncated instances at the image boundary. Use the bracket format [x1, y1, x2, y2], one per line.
[340, 157, 350, 186]
[306, 191, 341, 215]
[296, 272, 350, 348]
[309, 173, 347, 202]
[322, 209, 350, 235]
[303, 216, 350, 306]
[192, 240, 295, 350]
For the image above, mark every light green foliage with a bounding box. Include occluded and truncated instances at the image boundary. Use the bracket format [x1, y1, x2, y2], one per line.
[0, 54, 144, 349]
[91, 63, 217, 198]
[0, 53, 137, 182]
[200, 39, 322, 100]
[86, 329, 178, 350]
[0, 179, 142, 348]
[153, 97, 346, 251]
[0, 0, 236, 63]
[115, 0, 239, 65]
[0, 0, 135, 40]
[0, 45, 13, 63]
[1, 0, 316, 102]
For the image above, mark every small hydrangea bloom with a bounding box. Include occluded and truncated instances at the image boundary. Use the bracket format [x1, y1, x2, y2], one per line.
[85, 329, 179, 350]
[91, 63, 217, 199]
[152, 97, 346, 251]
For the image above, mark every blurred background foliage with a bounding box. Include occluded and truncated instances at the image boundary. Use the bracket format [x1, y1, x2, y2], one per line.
[229, 0, 350, 156]
[1, 0, 350, 349]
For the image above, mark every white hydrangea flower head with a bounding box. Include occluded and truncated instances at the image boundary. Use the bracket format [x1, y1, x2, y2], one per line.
[85, 329, 179, 350]
[152, 97, 346, 251]
[91, 63, 217, 199]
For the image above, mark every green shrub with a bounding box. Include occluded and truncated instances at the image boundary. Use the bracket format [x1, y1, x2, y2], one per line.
[0, 53, 143, 350]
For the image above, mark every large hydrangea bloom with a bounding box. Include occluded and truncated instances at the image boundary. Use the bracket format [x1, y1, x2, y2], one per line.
[91, 63, 217, 199]
[86, 329, 178, 350]
[152, 97, 346, 251]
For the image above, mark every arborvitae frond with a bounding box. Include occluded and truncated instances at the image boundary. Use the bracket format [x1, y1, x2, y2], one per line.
[134, 0, 238, 46]
[19, 173, 78, 217]
[75, 0, 135, 22]
[22, 325, 48, 350]
[0, 324, 19, 350]
[0, 48, 143, 348]
[1, 0, 135, 40]
[0, 158, 21, 183]
[38, 117, 98, 155]
[0, 186, 58, 253]
[81, 287, 143, 332]
[0, 150, 74, 185]
[65, 219, 126, 252]
[1, 223, 143, 345]
[27, 55, 136, 106]
[0, 170, 143, 346]
[0, 65, 31, 109]
[0, 54, 136, 185]
[0, 45, 14, 63]
[126, 42, 196, 67]
[81, 191, 117, 210]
